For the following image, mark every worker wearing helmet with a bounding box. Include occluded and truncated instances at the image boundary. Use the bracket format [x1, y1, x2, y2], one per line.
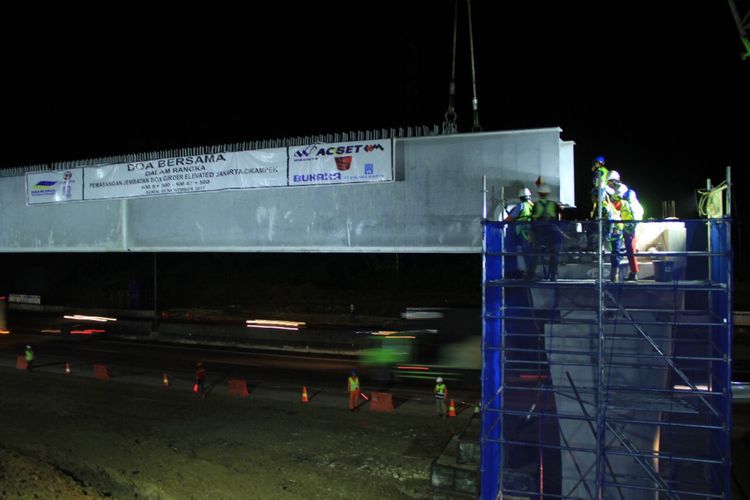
[590, 156, 609, 219]
[592, 156, 608, 188]
[434, 377, 448, 418]
[504, 187, 535, 278]
[529, 184, 561, 281]
[504, 187, 534, 223]
[347, 369, 361, 411]
[607, 171, 644, 281]
[602, 185, 625, 282]
[24, 345, 34, 372]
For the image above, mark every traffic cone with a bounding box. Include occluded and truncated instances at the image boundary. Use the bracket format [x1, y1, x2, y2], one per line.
[301, 386, 309, 404]
[162, 372, 169, 387]
[64, 362, 71, 375]
[448, 399, 457, 417]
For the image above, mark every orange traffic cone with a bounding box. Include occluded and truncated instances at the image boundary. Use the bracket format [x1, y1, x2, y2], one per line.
[162, 372, 169, 387]
[64, 362, 71, 375]
[301, 386, 309, 404]
[448, 399, 457, 417]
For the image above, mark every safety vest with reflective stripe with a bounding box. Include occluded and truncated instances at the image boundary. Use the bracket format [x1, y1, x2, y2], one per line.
[532, 199, 559, 221]
[348, 376, 360, 392]
[434, 383, 446, 399]
[517, 201, 533, 221]
[515, 200, 534, 240]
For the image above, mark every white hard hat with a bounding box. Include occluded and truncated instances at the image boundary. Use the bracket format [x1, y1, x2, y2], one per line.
[537, 184, 551, 194]
[26, 345, 31, 349]
[607, 170, 621, 182]
[436, 377, 443, 383]
[518, 187, 531, 198]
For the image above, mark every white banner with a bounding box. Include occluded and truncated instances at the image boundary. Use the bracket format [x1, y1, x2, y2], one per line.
[289, 139, 392, 186]
[83, 149, 288, 200]
[26, 168, 84, 204]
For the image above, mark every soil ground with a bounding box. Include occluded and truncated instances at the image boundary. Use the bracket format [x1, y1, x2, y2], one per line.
[0, 366, 474, 499]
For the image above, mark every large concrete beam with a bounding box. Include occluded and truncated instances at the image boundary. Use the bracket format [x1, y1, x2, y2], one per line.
[0, 128, 573, 253]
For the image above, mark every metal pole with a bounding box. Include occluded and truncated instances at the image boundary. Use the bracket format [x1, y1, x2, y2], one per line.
[483, 175, 487, 219]
[706, 179, 712, 284]
[726, 166, 732, 218]
[153, 253, 159, 333]
[596, 211, 605, 499]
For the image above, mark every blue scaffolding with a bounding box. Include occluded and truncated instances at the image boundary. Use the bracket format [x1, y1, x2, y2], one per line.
[481, 218, 733, 499]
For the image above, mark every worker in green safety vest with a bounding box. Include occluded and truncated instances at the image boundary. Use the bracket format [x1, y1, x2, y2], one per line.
[529, 184, 561, 281]
[434, 377, 448, 418]
[24, 345, 34, 372]
[504, 187, 535, 279]
[347, 369, 361, 411]
[590, 155, 609, 219]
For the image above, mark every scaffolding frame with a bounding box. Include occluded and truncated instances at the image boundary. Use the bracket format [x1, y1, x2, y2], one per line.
[480, 218, 733, 499]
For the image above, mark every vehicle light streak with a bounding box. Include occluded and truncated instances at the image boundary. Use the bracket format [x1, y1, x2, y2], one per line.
[64, 314, 117, 322]
[397, 365, 430, 371]
[70, 329, 106, 335]
[246, 319, 305, 331]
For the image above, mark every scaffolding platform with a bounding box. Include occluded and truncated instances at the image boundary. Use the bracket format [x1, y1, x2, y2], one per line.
[480, 218, 733, 499]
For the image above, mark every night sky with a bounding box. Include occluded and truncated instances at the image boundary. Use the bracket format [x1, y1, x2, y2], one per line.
[2, 2, 748, 219]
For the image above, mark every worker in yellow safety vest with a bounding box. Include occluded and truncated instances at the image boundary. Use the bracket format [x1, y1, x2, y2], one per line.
[607, 170, 643, 281]
[347, 369, 361, 411]
[504, 187, 535, 278]
[434, 377, 448, 418]
[529, 185, 561, 281]
[24, 345, 34, 372]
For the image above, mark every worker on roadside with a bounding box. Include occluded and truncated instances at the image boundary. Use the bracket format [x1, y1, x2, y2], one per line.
[24, 345, 34, 372]
[529, 184, 561, 281]
[434, 377, 448, 418]
[504, 187, 535, 279]
[347, 369, 361, 411]
[607, 171, 644, 280]
[195, 361, 206, 397]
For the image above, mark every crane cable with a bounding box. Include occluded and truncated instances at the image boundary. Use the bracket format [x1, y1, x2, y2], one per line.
[442, 0, 459, 135]
[697, 181, 728, 218]
[467, 0, 482, 132]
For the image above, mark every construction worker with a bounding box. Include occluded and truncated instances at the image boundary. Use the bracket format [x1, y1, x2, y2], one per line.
[24, 345, 34, 372]
[195, 361, 206, 397]
[602, 185, 626, 282]
[504, 187, 535, 278]
[529, 184, 561, 281]
[607, 171, 644, 280]
[347, 369, 360, 411]
[590, 156, 609, 218]
[434, 377, 448, 418]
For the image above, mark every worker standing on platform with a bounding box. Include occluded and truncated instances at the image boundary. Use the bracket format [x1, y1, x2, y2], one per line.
[347, 369, 361, 411]
[434, 377, 448, 418]
[590, 156, 609, 218]
[195, 361, 206, 397]
[607, 171, 644, 281]
[504, 187, 535, 278]
[530, 184, 561, 281]
[24, 345, 34, 372]
[602, 185, 625, 282]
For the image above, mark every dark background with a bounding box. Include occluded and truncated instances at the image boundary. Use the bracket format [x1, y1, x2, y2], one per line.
[1, 2, 748, 307]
